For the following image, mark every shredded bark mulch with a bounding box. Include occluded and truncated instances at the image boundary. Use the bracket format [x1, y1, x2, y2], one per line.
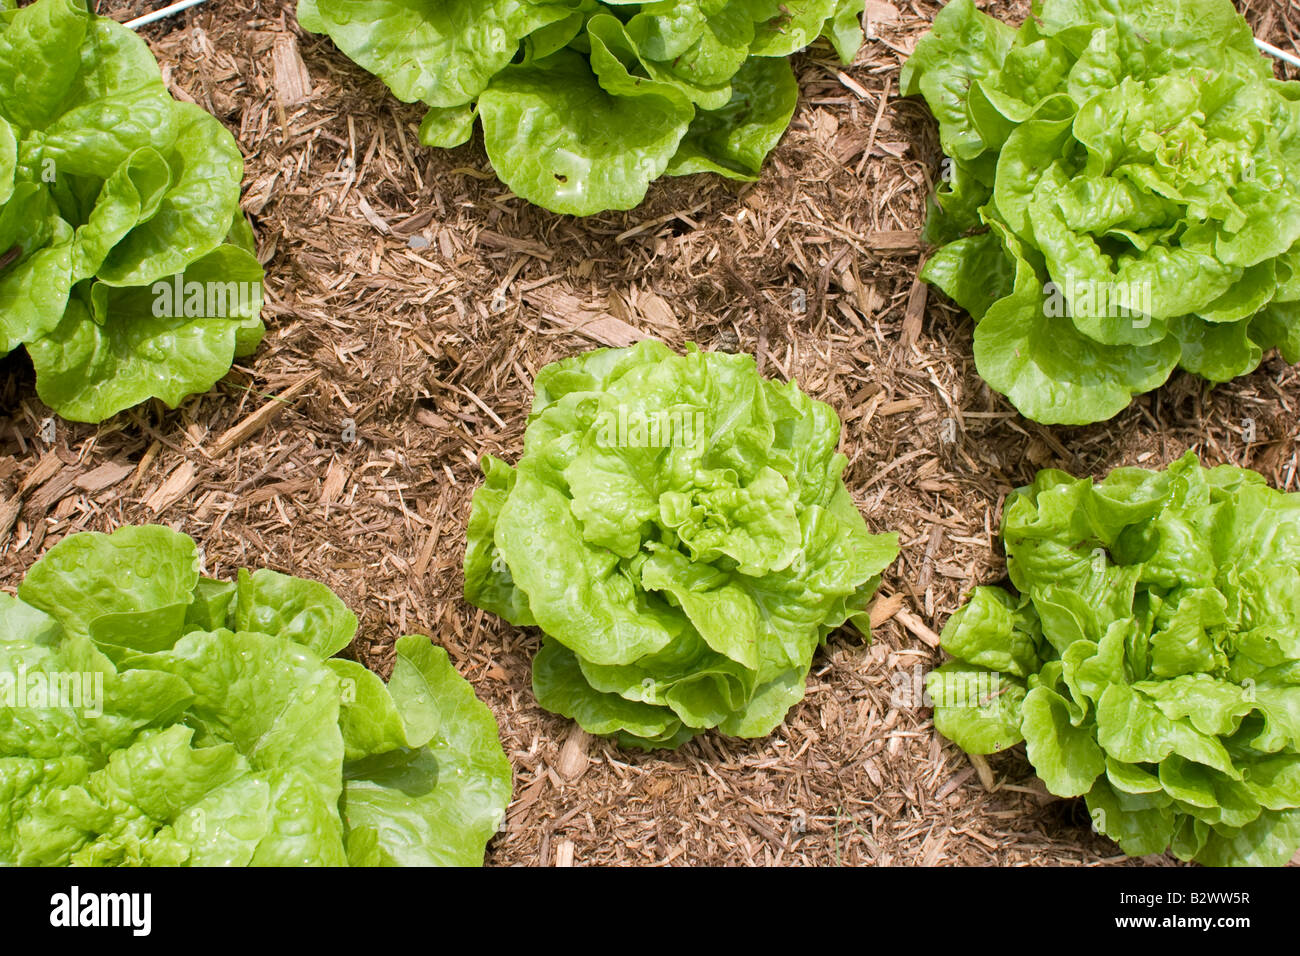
[2, 0, 1297, 866]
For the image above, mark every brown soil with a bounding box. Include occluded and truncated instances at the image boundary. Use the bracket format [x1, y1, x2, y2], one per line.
[2, 0, 1297, 866]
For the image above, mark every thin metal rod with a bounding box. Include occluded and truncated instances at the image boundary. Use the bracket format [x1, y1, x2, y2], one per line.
[1257, 37, 1300, 71]
[123, 0, 208, 30]
[120, 6, 1300, 69]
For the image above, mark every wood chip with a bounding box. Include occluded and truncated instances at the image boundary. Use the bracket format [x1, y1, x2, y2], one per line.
[635, 290, 682, 335]
[356, 196, 391, 235]
[478, 230, 553, 261]
[74, 461, 135, 494]
[935, 767, 977, 801]
[901, 272, 928, 347]
[509, 773, 547, 819]
[129, 441, 162, 492]
[865, 0, 902, 28]
[968, 753, 997, 792]
[208, 371, 322, 459]
[920, 829, 949, 867]
[742, 813, 793, 851]
[18, 452, 62, 496]
[271, 33, 312, 105]
[145, 462, 198, 515]
[835, 70, 872, 100]
[864, 230, 923, 253]
[240, 478, 311, 507]
[412, 522, 440, 581]
[319, 457, 347, 514]
[523, 284, 648, 348]
[553, 838, 575, 868]
[0, 496, 19, 546]
[26, 471, 76, 515]
[557, 724, 592, 783]
[868, 592, 906, 629]
[895, 607, 942, 648]
[880, 397, 924, 416]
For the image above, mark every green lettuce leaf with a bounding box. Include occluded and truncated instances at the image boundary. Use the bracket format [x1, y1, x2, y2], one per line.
[341, 636, 513, 866]
[0, 0, 264, 423]
[905, 0, 1300, 424]
[931, 453, 1300, 865]
[477, 40, 694, 216]
[466, 341, 898, 749]
[0, 526, 512, 867]
[300, 0, 865, 215]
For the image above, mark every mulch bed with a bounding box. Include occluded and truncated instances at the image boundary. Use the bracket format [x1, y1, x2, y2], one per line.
[2, 0, 1297, 866]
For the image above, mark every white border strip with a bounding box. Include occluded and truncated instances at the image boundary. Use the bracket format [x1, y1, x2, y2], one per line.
[1257, 37, 1300, 71]
[123, 0, 208, 30]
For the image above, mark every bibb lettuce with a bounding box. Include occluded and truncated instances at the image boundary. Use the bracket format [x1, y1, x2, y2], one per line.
[929, 453, 1300, 866]
[0, 0, 265, 422]
[464, 340, 899, 749]
[298, 0, 870, 215]
[0, 525, 511, 867]
[903, 0, 1300, 424]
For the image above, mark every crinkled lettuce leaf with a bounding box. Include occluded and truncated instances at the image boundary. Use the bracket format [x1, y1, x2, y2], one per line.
[905, 0, 1300, 424]
[465, 341, 899, 749]
[0, 526, 511, 867]
[299, 0, 868, 214]
[931, 453, 1300, 866]
[341, 636, 513, 867]
[0, 0, 264, 422]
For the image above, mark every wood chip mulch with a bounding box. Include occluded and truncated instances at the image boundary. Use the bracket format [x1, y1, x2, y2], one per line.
[2, 0, 1297, 866]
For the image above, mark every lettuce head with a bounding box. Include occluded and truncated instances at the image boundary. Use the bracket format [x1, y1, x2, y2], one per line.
[903, 0, 1300, 424]
[929, 453, 1300, 866]
[464, 340, 899, 749]
[0, 525, 511, 867]
[0, 0, 265, 422]
[298, 0, 870, 215]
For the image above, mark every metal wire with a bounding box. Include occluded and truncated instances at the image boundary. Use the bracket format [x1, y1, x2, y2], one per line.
[123, 0, 208, 30]
[1257, 37, 1300, 71]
